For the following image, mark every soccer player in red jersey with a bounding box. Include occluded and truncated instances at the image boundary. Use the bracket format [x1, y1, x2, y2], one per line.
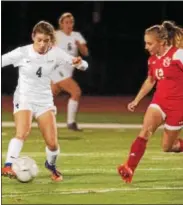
[118, 21, 183, 183]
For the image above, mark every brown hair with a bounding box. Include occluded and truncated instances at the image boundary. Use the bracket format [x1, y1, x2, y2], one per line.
[32, 21, 55, 43]
[162, 21, 183, 48]
[145, 20, 183, 48]
[58, 12, 75, 26]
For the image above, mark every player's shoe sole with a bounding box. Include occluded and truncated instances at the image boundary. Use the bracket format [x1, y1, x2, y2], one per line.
[117, 164, 133, 183]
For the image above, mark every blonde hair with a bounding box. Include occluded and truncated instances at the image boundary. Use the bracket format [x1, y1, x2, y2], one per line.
[58, 12, 74, 26]
[145, 20, 183, 48]
[32, 21, 55, 43]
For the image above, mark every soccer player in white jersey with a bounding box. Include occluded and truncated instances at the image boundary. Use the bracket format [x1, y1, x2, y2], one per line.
[51, 12, 89, 131]
[1, 21, 88, 181]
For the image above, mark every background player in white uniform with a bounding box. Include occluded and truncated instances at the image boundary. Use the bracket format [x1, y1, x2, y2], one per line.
[1, 21, 87, 181]
[51, 12, 89, 131]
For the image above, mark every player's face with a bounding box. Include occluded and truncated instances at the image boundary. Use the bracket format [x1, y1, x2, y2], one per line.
[32, 32, 51, 54]
[61, 17, 74, 33]
[144, 34, 161, 55]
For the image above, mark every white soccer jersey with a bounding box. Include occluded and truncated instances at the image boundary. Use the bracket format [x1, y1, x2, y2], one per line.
[173, 48, 183, 65]
[50, 30, 87, 83]
[55, 30, 86, 57]
[2, 44, 74, 105]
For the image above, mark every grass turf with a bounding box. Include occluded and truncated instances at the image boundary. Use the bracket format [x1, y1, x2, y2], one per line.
[2, 111, 144, 123]
[2, 127, 183, 204]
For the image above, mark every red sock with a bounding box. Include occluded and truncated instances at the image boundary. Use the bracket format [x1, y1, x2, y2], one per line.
[178, 138, 183, 152]
[127, 136, 147, 171]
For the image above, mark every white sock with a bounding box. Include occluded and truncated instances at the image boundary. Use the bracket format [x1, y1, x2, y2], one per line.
[5, 138, 24, 164]
[67, 99, 79, 124]
[46, 147, 60, 165]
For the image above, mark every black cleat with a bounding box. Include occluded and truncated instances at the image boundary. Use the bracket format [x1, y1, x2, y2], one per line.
[67, 122, 83, 131]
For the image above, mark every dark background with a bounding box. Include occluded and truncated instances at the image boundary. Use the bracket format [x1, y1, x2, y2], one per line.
[2, 1, 183, 96]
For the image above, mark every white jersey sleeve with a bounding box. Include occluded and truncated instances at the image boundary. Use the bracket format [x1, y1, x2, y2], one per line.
[173, 48, 183, 64]
[54, 46, 74, 66]
[75, 32, 86, 44]
[54, 46, 88, 70]
[173, 48, 183, 70]
[2, 47, 23, 67]
[75, 60, 88, 71]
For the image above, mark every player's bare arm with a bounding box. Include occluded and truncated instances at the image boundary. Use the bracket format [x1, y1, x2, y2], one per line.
[128, 76, 156, 112]
[75, 40, 89, 56]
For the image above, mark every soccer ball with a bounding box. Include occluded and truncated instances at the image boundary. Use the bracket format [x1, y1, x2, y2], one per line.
[12, 156, 39, 183]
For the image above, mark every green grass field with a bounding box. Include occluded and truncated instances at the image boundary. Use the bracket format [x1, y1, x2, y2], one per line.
[2, 112, 183, 204]
[2, 111, 144, 123]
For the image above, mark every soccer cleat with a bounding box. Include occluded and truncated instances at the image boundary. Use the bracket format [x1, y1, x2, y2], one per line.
[2, 165, 16, 179]
[117, 164, 134, 183]
[67, 122, 83, 131]
[45, 160, 63, 182]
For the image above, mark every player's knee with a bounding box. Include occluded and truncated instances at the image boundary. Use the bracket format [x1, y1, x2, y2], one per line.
[139, 126, 154, 139]
[52, 84, 60, 96]
[16, 128, 31, 140]
[162, 144, 172, 152]
[71, 87, 82, 101]
[162, 139, 173, 152]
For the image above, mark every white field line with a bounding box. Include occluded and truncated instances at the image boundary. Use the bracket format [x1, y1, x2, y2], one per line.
[2, 168, 182, 182]
[151, 157, 183, 161]
[2, 151, 182, 158]
[2, 150, 182, 171]
[2, 187, 183, 197]
[35, 167, 183, 173]
[62, 167, 183, 172]
[2, 122, 165, 129]
[2, 151, 183, 160]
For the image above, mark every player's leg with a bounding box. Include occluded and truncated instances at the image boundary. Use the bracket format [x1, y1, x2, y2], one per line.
[51, 81, 62, 96]
[2, 110, 32, 178]
[162, 111, 183, 152]
[118, 105, 164, 183]
[172, 136, 183, 152]
[55, 77, 82, 131]
[36, 108, 62, 182]
[162, 129, 182, 152]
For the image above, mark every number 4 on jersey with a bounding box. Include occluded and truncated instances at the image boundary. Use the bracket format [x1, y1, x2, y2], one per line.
[36, 67, 42, 78]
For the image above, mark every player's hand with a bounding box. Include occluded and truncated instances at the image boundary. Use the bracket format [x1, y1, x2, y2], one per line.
[75, 40, 81, 47]
[127, 100, 138, 112]
[72, 56, 82, 65]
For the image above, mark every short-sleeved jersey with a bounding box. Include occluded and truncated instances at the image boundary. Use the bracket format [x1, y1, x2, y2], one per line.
[2, 44, 74, 105]
[148, 46, 183, 102]
[55, 30, 86, 57]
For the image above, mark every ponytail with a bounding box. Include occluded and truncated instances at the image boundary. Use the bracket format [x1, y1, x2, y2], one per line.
[162, 20, 183, 48]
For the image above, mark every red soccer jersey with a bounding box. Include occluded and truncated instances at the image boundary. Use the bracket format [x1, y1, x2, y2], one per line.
[148, 46, 183, 103]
